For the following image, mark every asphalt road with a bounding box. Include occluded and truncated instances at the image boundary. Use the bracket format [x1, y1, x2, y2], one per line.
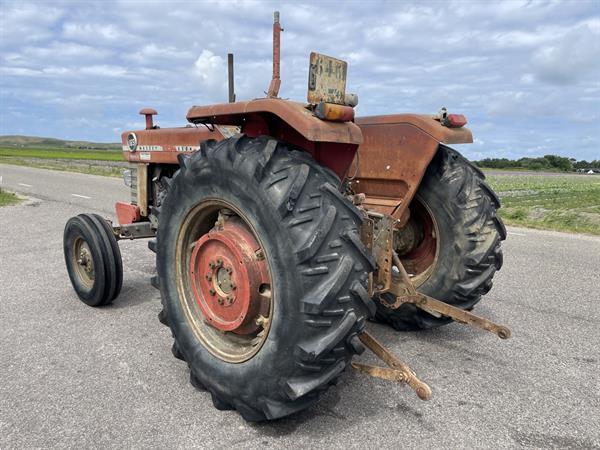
[1, 164, 599, 449]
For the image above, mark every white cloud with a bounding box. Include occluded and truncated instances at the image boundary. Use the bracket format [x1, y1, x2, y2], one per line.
[0, 0, 599, 158]
[62, 23, 132, 43]
[193, 50, 226, 91]
[530, 20, 600, 85]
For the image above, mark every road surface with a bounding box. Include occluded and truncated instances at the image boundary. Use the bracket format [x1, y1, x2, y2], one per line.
[1, 164, 599, 449]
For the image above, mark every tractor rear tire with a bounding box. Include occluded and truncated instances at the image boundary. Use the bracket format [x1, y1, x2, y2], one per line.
[374, 145, 506, 331]
[151, 135, 375, 421]
[63, 213, 122, 306]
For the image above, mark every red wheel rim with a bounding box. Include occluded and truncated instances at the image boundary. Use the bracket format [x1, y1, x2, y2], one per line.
[189, 218, 270, 334]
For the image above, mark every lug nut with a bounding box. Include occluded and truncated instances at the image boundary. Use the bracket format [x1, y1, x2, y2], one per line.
[205, 274, 212, 281]
[209, 261, 215, 269]
[226, 267, 232, 274]
[209, 288, 216, 296]
[217, 298, 224, 305]
[216, 258, 223, 267]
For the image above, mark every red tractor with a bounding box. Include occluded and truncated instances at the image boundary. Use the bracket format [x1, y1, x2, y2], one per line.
[64, 12, 508, 421]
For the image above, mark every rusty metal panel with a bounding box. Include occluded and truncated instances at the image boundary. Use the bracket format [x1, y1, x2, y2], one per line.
[121, 127, 227, 164]
[373, 215, 394, 294]
[186, 98, 362, 145]
[350, 119, 442, 221]
[356, 114, 473, 145]
[307, 52, 347, 105]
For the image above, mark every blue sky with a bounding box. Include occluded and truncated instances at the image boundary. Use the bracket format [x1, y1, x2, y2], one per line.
[1, 0, 599, 160]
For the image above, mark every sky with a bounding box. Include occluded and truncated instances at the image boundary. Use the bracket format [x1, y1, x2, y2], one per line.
[0, 0, 599, 161]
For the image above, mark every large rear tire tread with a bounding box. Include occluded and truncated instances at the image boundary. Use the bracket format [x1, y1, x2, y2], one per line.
[152, 135, 375, 421]
[375, 145, 506, 331]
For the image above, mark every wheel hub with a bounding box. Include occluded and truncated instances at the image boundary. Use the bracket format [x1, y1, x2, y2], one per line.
[78, 248, 93, 274]
[396, 197, 438, 285]
[189, 218, 269, 334]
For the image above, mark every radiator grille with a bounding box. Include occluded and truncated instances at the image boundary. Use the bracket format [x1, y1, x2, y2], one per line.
[130, 164, 138, 205]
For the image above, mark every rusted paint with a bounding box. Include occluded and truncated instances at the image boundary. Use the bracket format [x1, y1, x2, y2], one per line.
[186, 98, 362, 145]
[370, 213, 394, 294]
[307, 52, 347, 105]
[113, 222, 155, 240]
[353, 330, 432, 401]
[351, 114, 472, 221]
[189, 217, 270, 335]
[267, 11, 281, 98]
[139, 108, 158, 130]
[186, 98, 362, 178]
[386, 250, 512, 339]
[115, 201, 141, 225]
[122, 102, 360, 179]
[120, 127, 226, 164]
[357, 114, 473, 144]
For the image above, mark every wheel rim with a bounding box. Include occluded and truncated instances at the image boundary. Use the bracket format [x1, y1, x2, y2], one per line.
[72, 237, 95, 288]
[176, 200, 273, 363]
[396, 196, 440, 287]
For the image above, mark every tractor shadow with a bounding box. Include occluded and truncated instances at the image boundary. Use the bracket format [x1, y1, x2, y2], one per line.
[248, 389, 346, 437]
[249, 316, 513, 437]
[110, 276, 158, 309]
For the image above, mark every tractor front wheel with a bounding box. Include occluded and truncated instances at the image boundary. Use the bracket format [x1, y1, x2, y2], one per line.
[152, 135, 375, 421]
[63, 213, 122, 306]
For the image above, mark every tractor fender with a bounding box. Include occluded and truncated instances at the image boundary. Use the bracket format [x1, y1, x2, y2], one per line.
[352, 114, 473, 222]
[186, 98, 362, 145]
[186, 98, 362, 178]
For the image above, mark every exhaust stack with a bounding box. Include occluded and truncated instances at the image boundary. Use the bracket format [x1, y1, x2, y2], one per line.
[267, 11, 282, 98]
[228, 53, 235, 103]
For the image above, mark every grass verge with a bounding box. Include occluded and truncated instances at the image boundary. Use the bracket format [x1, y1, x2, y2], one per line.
[0, 157, 124, 178]
[0, 147, 122, 161]
[486, 173, 600, 235]
[0, 188, 21, 207]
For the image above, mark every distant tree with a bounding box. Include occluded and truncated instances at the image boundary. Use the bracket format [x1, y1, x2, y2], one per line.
[474, 154, 584, 171]
[573, 160, 590, 169]
[543, 154, 572, 171]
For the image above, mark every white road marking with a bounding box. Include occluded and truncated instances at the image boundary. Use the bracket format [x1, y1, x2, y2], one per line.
[509, 232, 527, 236]
[71, 194, 91, 199]
[18, 183, 32, 187]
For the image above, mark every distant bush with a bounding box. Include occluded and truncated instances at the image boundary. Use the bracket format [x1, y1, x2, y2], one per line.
[474, 155, 600, 172]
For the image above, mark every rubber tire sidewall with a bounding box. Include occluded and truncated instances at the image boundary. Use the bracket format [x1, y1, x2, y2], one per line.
[158, 156, 329, 412]
[64, 216, 108, 307]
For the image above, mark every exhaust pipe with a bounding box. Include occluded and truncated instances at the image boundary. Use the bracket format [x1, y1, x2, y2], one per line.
[228, 53, 235, 103]
[267, 11, 282, 98]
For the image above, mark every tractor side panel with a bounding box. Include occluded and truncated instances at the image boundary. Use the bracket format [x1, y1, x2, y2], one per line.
[353, 115, 472, 221]
[120, 127, 228, 164]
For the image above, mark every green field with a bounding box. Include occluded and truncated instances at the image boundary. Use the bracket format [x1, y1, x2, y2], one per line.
[486, 173, 600, 235]
[0, 147, 123, 161]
